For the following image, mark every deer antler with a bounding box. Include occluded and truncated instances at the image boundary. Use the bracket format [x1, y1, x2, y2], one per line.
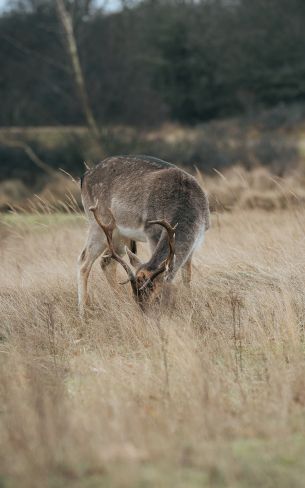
[89, 202, 137, 292]
[140, 219, 178, 290]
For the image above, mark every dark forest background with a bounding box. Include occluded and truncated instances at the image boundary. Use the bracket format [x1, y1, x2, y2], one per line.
[1, 0, 305, 201]
[2, 0, 305, 126]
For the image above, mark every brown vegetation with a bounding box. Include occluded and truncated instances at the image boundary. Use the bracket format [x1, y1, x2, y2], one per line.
[4, 163, 304, 216]
[204, 165, 305, 212]
[1, 201, 305, 487]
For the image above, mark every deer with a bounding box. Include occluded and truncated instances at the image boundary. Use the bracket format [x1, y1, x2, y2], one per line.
[77, 155, 210, 314]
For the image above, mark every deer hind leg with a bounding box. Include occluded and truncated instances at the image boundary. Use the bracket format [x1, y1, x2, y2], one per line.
[100, 253, 117, 286]
[78, 226, 106, 315]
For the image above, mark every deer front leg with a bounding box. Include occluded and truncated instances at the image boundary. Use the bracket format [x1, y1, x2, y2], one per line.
[77, 227, 106, 316]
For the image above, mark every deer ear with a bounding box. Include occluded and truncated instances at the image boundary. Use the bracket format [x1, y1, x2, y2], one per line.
[125, 246, 143, 268]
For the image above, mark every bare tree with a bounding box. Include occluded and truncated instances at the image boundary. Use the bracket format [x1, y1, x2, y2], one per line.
[56, 0, 101, 142]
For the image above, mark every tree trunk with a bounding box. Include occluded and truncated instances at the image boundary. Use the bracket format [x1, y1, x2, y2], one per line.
[56, 0, 101, 144]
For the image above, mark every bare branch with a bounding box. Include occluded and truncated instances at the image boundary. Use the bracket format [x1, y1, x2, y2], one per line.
[1, 140, 55, 177]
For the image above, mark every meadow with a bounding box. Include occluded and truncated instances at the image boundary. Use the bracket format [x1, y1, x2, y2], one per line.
[1, 168, 305, 488]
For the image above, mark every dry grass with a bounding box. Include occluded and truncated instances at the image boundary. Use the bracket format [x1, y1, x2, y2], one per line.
[203, 165, 305, 212]
[1, 204, 305, 487]
[5, 164, 305, 216]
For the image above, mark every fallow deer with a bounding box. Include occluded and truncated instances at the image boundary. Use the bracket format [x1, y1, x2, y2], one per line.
[78, 155, 210, 313]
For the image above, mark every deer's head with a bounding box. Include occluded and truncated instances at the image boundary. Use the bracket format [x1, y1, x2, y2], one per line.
[89, 203, 177, 308]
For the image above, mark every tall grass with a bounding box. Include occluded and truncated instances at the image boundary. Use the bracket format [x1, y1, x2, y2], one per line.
[3, 163, 305, 214]
[1, 205, 305, 487]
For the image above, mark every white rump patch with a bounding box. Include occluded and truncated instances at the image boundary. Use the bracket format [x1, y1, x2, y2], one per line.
[117, 225, 147, 242]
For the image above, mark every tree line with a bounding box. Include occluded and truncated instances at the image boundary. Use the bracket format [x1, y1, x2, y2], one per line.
[1, 0, 305, 127]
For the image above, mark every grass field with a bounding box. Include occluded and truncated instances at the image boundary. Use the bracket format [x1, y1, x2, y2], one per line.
[1, 204, 305, 487]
